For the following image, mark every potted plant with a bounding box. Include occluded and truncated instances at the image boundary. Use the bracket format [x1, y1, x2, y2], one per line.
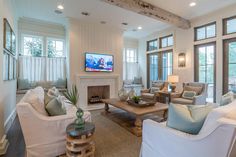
[63, 85, 85, 129]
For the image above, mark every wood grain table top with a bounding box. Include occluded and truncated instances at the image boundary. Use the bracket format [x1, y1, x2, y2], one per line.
[102, 98, 168, 116]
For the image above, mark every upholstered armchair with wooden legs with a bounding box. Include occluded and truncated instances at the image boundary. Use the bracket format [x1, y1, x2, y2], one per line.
[171, 82, 208, 105]
[141, 81, 168, 102]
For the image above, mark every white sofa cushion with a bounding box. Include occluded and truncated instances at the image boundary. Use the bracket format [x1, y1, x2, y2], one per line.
[199, 100, 236, 134]
[21, 86, 48, 116]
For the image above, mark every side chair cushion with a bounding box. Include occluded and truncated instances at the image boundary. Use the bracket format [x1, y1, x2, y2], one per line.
[183, 85, 203, 95]
[182, 91, 197, 100]
[150, 87, 160, 94]
[167, 103, 215, 134]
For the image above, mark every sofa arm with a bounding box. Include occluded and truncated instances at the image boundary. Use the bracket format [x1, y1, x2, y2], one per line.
[193, 94, 206, 105]
[141, 89, 150, 93]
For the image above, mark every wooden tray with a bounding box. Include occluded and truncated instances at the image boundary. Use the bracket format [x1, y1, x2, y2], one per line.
[127, 100, 155, 107]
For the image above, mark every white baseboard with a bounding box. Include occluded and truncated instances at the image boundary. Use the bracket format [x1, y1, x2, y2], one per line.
[0, 135, 9, 155]
[4, 108, 16, 134]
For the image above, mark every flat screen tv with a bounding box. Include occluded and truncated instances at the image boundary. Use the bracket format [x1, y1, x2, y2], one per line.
[85, 53, 114, 72]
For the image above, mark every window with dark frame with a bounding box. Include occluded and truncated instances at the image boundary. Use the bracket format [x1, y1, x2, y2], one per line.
[147, 39, 158, 51]
[194, 22, 216, 41]
[147, 50, 173, 87]
[194, 42, 216, 102]
[223, 15, 236, 35]
[160, 35, 173, 48]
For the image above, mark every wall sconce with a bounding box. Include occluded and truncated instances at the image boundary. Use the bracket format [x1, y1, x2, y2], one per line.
[178, 53, 186, 67]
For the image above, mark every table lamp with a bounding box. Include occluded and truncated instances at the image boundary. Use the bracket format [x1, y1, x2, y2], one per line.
[168, 75, 179, 92]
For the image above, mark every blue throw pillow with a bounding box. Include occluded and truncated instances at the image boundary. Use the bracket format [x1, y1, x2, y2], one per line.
[220, 91, 234, 106]
[45, 98, 66, 116]
[182, 91, 196, 100]
[167, 103, 214, 134]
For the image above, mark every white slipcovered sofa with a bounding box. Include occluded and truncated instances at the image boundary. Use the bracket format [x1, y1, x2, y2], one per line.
[17, 87, 91, 157]
[140, 101, 236, 157]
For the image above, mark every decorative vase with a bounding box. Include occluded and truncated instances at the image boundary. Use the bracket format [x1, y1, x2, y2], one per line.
[128, 88, 136, 100]
[74, 108, 85, 129]
[118, 87, 129, 101]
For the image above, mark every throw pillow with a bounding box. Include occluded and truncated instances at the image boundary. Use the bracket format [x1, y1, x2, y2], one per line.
[152, 82, 164, 89]
[18, 79, 30, 90]
[44, 92, 55, 105]
[133, 77, 142, 84]
[167, 103, 214, 134]
[45, 98, 66, 116]
[184, 85, 203, 95]
[48, 87, 60, 97]
[150, 87, 160, 94]
[220, 91, 235, 106]
[182, 91, 197, 100]
[21, 89, 48, 116]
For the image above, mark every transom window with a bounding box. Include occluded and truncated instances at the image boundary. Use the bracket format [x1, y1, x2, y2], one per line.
[147, 39, 158, 51]
[22, 35, 43, 57]
[47, 38, 65, 57]
[194, 22, 216, 41]
[160, 35, 173, 48]
[223, 16, 236, 35]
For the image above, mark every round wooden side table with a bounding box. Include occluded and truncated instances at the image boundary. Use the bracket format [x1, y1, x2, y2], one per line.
[66, 122, 95, 157]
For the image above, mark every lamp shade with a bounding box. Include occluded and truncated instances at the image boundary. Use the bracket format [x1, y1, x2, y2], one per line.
[168, 75, 179, 83]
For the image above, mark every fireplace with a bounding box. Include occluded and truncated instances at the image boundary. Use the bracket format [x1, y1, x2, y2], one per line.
[87, 85, 110, 105]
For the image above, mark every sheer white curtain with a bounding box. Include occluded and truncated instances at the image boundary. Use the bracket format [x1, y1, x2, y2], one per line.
[18, 56, 66, 83]
[123, 48, 139, 81]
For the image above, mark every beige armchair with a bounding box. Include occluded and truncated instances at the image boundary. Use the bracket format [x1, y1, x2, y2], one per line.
[171, 82, 208, 105]
[141, 81, 168, 102]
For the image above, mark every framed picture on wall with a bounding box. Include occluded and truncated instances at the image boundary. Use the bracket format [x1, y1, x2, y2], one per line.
[11, 31, 16, 56]
[3, 51, 9, 81]
[3, 18, 12, 52]
[13, 58, 17, 79]
[9, 56, 14, 80]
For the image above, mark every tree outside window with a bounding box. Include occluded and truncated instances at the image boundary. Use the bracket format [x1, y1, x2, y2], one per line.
[23, 36, 43, 57]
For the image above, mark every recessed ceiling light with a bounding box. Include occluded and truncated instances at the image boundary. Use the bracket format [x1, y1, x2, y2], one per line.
[81, 12, 90, 16]
[189, 2, 196, 7]
[57, 4, 64, 10]
[138, 26, 142, 30]
[101, 21, 106, 24]
[54, 9, 63, 14]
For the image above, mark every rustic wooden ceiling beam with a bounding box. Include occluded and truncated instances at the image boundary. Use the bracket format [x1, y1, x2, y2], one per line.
[101, 0, 191, 29]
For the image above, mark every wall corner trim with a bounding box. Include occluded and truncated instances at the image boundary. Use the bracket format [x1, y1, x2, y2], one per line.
[4, 108, 16, 134]
[0, 135, 9, 155]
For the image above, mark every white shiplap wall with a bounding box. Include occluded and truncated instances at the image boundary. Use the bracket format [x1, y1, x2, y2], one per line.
[68, 18, 124, 88]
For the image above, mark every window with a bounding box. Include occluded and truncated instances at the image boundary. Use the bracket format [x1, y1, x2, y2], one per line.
[160, 35, 173, 48]
[162, 51, 173, 80]
[194, 42, 216, 102]
[123, 48, 138, 80]
[223, 38, 236, 94]
[19, 33, 66, 88]
[147, 51, 173, 87]
[194, 22, 216, 41]
[47, 38, 65, 57]
[223, 16, 236, 35]
[147, 39, 158, 51]
[22, 35, 43, 56]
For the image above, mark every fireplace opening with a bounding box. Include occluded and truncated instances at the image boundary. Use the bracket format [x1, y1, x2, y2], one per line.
[87, 85, 110, 105]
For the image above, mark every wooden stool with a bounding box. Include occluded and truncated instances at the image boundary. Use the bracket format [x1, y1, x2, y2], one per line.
[66, 122, 95, 157]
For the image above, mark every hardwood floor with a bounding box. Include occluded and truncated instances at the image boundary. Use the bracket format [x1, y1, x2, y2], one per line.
[0, 116, 25, 157]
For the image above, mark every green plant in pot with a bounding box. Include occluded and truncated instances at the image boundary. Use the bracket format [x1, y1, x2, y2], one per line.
[63, 85, 85, 129]
[132, 96, 141, 103]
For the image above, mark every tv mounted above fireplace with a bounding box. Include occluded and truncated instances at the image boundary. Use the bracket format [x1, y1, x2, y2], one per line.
[85, 53, 114, 72]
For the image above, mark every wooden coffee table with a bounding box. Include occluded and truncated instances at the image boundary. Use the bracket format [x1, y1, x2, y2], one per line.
[101, 98, 168, 136]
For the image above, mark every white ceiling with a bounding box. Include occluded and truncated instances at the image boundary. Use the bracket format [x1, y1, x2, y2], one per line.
[15, 0, 236, 39]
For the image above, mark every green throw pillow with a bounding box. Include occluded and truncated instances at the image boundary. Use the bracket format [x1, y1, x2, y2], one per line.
[45, 98, 66, 116]
[182, 91, 196, 100]
[167, 103, 214, 134]
[44, 92, 55, 106]
[220, 91, 234, 106]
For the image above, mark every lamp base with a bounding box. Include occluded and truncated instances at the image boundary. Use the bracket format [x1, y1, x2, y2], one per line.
[169, 84, 176, 92]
